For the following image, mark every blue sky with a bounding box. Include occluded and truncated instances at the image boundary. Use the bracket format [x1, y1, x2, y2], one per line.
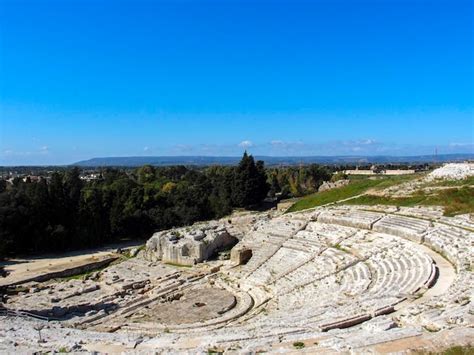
[0, 0, 473, 165]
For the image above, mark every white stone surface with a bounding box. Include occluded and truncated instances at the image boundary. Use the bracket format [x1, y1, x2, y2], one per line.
[1, 205, 473, 353]
[145, 222, 237, 265]
[428, 163, 474, 180]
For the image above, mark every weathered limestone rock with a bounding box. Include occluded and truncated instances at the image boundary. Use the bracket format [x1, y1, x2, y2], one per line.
[428, 163, 474, 181]
[2, 204, 473, 354]
[318, 179, 350, 192]
[144, 222, 238, 266]
[230, 245, 253, 265]
[128, 248, 140, 258]
[318, 209, 383, 229]
[372, 215, 431, 243]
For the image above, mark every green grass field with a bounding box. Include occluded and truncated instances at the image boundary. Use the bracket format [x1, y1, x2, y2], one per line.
[286, 174, 420, 213]
[427, 175, 474, 187]
[345, 186, 474, 216]
[286, 170, 473, 216]
[414, 344, 474, 355]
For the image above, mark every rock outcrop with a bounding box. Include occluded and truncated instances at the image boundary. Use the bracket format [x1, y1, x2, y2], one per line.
[428, 163, 474, 180]
[144, 223, 238, 266]
[318, 179, 350, 192]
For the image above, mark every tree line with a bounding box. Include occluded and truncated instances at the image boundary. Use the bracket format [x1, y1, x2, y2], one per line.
[0, 153, 331, 258]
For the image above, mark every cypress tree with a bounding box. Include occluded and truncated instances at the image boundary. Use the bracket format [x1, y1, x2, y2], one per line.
[232, 152, 269, 208]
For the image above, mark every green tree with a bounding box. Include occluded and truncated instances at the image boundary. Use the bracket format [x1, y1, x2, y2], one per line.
[0, 180, 7, 194]
[231, 152, 269, 208]
[137, 165, 156, 184]
[268, 171, 281, 197]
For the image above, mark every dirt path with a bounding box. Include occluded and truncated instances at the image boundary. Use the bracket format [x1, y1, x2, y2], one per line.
[0, 240, 143, 287]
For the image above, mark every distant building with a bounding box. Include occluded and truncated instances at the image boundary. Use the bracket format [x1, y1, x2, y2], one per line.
[80, 173, 101, 181]
[343, 166, 416, 176]
[22, 175, 44, 183]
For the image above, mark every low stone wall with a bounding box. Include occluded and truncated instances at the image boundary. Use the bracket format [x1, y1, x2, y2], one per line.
[344, 170, 416, 175]
[321, 314, 372, 332]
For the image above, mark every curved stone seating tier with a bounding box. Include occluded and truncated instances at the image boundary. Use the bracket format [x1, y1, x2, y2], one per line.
[315, 322, 423, 350]
[305, 221, 358, 244]
[366, 250, 433, 297]
[289, 230, 327, 253]
[343, 232, 435, 295]
[318, 209, 384, 229]
[271, 247, 356, 294]
[236, 218, 307, 277]
[395, 206, 445, 220]
[238, 243, 285, 277]
[226, 211, 440, 336]
[318, 206, 473, 270]
[440, 214, 474, 230]
[237, 210, 438, 327]
[348, 204, 473, 235]
[79, 210, 472, 338]
[246, 246, 313, 285]
[337, 262, 372, 296]
[372, 215, 431, 243]
[424, 224, 474, 271]
[396, 271, 474, 331]
[248, 290, 400, 331]
[2, 205, 472, 354]
[271, 246, 433, 314]
[254, 218, 307, 237]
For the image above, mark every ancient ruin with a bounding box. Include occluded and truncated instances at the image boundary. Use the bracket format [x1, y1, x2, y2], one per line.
[144, 222, 238, 266]
[0, 166, 473, 353]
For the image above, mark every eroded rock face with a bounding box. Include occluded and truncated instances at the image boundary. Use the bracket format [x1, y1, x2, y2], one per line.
[144, 223, 238, 266]
[428, 163, 474, 181]
[318, 179, 350, 192]
[230, 246, 253, 265]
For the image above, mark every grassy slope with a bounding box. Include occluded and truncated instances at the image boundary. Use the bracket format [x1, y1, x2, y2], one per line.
[287, 171, 473, 216]
[426, 175, 474, 187]
[415, 344, 474, 355]
[286, 174, 419, 213]
[346, 186, 474, 216]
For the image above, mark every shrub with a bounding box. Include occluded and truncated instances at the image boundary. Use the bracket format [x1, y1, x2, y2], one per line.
[293, 341, 305, 349]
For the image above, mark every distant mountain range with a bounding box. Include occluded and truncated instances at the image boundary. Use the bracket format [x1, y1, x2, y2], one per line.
[72, 154, 474, 167]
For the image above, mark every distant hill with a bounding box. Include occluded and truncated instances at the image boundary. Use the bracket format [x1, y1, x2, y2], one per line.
[72, 154, 474, 167]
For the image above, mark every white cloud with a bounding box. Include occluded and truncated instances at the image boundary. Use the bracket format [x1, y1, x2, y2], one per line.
[238, 140, 253, 149]
[143, 146, 150, 152]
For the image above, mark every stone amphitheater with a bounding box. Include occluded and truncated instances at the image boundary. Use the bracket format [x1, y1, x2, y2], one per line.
[0, 167, 473, 353]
